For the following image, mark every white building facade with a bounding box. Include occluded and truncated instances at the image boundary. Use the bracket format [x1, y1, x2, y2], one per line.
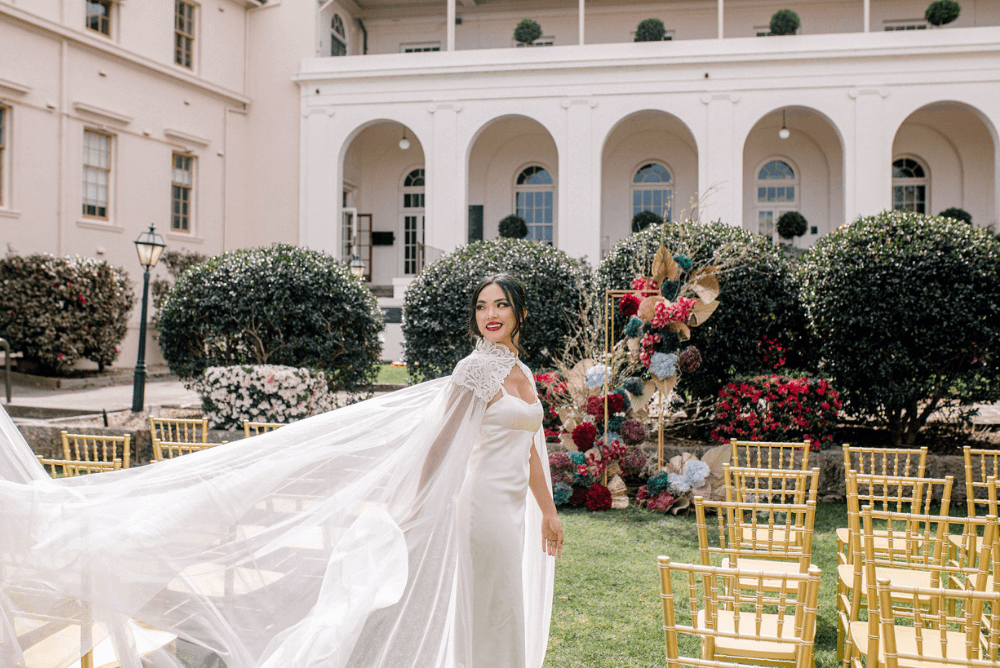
[2, 0, 999, 364]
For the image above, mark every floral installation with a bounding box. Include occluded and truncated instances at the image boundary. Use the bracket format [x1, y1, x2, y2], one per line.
[193, 365, 335, 430]
[535, 372, 570, 443]
[635, 444, 729, 514]
[710, 375, 842, 450]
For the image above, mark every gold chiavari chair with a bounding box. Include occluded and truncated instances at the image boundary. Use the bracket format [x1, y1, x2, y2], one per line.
[723, 464, 820, 550]
[843, 444, 928, 478]
[243, 420, 286, 438]
[730, 439, 810, 471]
[37, 456, 121, 477]
[149, 416, 224, 461]
[658, 558, 822, 668]
[61, 431, 131, 470]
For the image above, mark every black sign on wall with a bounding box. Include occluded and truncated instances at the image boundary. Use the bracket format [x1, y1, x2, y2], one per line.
[468, 205, 483, 242]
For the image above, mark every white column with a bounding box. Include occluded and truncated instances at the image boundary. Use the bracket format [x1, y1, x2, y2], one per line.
[300, 107, 339, 255]
[447, 0, 456, 51]
[863, 0, 870, 32]
[700, 94, 741, 226]
[848, 88, 891, 220]
[717, 0, 724, 38]
[559, 99, 600, 262]
[425, 103, 464, 254]
[578, 0, 585, 45]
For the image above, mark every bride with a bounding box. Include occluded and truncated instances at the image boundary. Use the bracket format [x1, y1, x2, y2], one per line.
[0, 274, 562, 668]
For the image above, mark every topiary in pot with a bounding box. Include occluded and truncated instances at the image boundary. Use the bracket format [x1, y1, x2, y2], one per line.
[158, 244, 383, 395]
[776, 211, 808, 240]
[597, 220, 814, 400]
[925, 0, 961, 25]
[631, 210, 664, 233]
[514, 19, 543, 45]
[402, 238, 593, 382]
[769, 8, 801, 35]
[0, 254, 135, 374]
[938, 207, 972, 225]
[499, 214, 529, 239]
[799, 210, 1000, 445]
[634, 18, 667, 42]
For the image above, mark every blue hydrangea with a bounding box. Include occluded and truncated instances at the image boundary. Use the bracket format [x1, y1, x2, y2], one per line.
[569, 451, 586, 467]
[585, 364, 608, 390]
[684, 460, 711, 488]
[668, 473, 691, 494]
[622, 377, 645, 396]
[553, 482, 573, 506]
[649, 352, 678, 380]
[624, 316, 643, 339]
[647, 471, 670, 496]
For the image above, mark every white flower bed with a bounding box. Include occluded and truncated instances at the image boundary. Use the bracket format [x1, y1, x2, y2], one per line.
[192, 365, 336, 430]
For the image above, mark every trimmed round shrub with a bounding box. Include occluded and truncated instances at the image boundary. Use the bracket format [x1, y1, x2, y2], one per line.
[634, 18, 667, 42]
[769, 9, 801, 35]
[158, 244, 383, 393]
[193, 365, 335, 430]
[938, 207, 972, 225]
[514, 19, 543, 45]
[799, 211, 1000, 445]
[597, 221, 812, 399]
[632, 210, 664, 233]
[151, 248, 209, 327]
[925, 0, 961, 25]
[0, 254, 134, 374]
[499, 214, 528, 239]
[776, 211, 808, 240]
[402, 238, 593, 381]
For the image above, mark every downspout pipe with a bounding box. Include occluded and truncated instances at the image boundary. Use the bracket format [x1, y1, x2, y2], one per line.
[357, 19, 368, 54]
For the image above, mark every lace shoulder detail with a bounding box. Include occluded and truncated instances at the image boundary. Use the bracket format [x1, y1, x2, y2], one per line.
[451, 338, 517, 403]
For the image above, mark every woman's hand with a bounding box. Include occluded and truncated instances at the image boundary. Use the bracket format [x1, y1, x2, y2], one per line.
[541, 513, 563, 557]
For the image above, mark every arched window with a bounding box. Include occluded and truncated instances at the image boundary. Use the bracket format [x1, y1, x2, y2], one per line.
[331, 14, 347, 56]
[631, 163, 673, 221]
[754, 159, 798, 239]
[892, 157, 928, 214]
[514, 165, 554, 245]
[402, 168, 425, 275]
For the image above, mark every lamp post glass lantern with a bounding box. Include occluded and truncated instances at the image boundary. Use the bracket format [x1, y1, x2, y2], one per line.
[350, 255, 365, 279]
[132, 224, 165, 412]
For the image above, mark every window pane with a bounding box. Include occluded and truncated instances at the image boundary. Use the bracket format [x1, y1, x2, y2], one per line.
[758, 160, 794, 180]
[767, 187, 776, 202]
[757, 187, 766, 202]
[786, 186, 795, 201]
[634, 163, 671, 184]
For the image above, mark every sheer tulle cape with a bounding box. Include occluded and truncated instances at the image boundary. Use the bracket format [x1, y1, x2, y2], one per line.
[0, 354, 554, 667]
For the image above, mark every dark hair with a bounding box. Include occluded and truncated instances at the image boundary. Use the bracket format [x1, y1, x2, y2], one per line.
[468, 274, 528, 357]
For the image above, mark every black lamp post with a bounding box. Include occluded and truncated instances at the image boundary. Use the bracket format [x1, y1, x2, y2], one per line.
[131, 224, 166, 412]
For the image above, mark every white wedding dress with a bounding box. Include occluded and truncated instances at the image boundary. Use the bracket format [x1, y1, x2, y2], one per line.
[0, 338, 554, 668]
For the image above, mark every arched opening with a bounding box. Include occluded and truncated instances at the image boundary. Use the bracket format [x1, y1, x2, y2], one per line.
[600, 110, 698, 253]
[891, 101, 996, 228]
[742, 107, 844, 247]
[341, 121, 425, 286]
[466, 115, 558, 245]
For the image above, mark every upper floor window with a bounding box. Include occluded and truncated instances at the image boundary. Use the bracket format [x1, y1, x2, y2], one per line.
[401, 42, 441, 53]
[0, 106, 6, 207]
[755, 159, 798, 239]
[86, 0, 113, 36]
[632, 163, 673, 222]
[884, 20, 928, 30]
[175, 0, 195, 69]
[892, 157, 928, 214]
[515, 165, 554, 245]
[331, 14, 347, 56]
[171, 153, 194, 233]
[82, 130, 112, 220]
[514, 37, 555, 47]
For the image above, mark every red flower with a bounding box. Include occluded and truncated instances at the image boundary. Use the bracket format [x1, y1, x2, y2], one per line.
[568, 486, 589, 507]
[585, 484, 613, 511]
[619, 293, 641, 318]
[572, 422, 597, 450]
[586, 395, 605, 419]
[605, 393, 625, 415]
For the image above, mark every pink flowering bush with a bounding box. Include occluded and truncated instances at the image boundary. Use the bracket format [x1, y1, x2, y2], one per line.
[710, 374, 842, 449]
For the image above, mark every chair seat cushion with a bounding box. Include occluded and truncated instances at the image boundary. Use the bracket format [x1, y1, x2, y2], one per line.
[850, 619, 980, 668]
[696, 609, 801, 661]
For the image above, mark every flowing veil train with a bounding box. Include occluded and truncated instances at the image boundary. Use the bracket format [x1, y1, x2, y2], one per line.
[0, 340, 554, 668]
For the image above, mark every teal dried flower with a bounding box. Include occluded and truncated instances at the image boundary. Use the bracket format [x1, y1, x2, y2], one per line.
[673, 253, 693, 272]
[569, 451, 586, 466]
[624, 315, 643, 339]
[660, 280, 680, 300]
[647, 471, 670, 496]
[622, 377, 645, 395]
[553, 482, 573, 506]
[608, 416, 624, 434]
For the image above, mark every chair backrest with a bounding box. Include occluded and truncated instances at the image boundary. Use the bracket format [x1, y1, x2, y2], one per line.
[843, 444, 927, 478]
[875, 577, 1000, 668]
[149, 416, 209, 444]
[61, 431, 131, 469]
[37, 455, 121, 477]
[658, 557, 822, 668]
[152, 441, 222, 462]
[947, 512, 999, 593]
[723, 464, 820, 505]
[694, 496, 817, 570]
[730, 439, 810, 471]
[243, 420, 285, 438]
[964, 447, 1000, 518]
[846, 469, 954, 519]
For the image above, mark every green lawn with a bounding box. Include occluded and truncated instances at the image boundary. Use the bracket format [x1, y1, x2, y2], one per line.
[376, 364, 409, 386]
[545, 503, 847, 668]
